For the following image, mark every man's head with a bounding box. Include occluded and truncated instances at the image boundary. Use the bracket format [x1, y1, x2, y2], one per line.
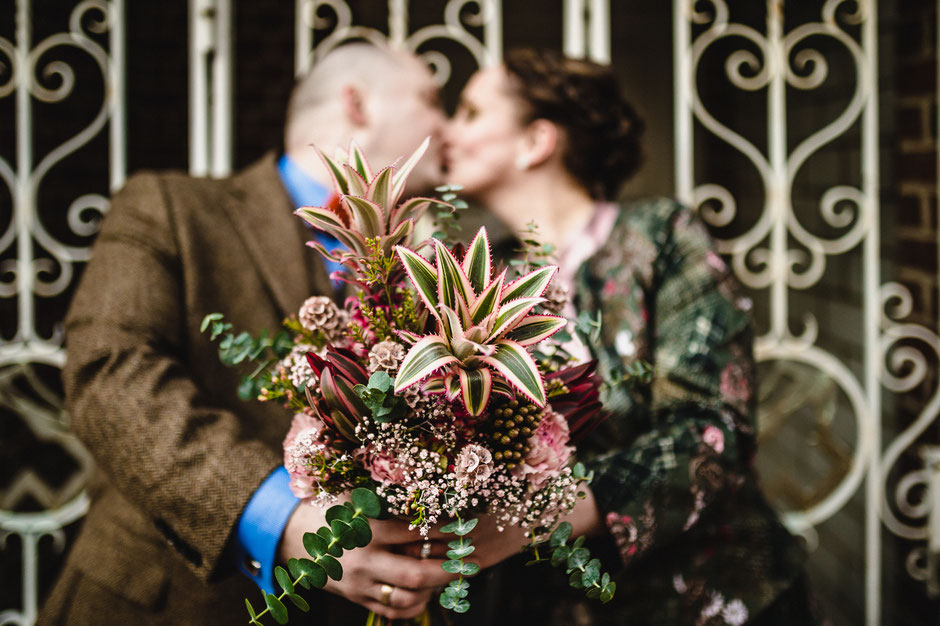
[285, 43, 444, 195]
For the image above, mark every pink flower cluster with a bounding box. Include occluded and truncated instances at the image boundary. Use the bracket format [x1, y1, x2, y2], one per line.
[516, 410, 574, 490]
[283, 411, 336, 499]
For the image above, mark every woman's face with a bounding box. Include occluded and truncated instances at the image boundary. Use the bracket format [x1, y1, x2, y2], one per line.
[443, 66, 528, 198]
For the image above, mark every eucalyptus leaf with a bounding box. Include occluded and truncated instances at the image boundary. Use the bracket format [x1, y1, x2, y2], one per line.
[288, 592, 310, 612]
[439, 592, 457, 610]
[275, 566, 294, 594]
[572, 535, 586, 550]
[566, 547, 590, 572]
[454, 599, 471, 613]
[448, 578, 470, 592]
[265, 593, 289, 625]
[349, 516, 373, 547]
[549, 522, 572, 547]
[200, 313, 222, 332]
[551, 545, 571, 567]
[586, 587, 601, 600]
[318, 527, 343, 557]
[302, 532, 327, 558]
[569, 571, 584, 590]
[460, 562, 480, 576]
[582, 558, 601, 587]
[601, 581, 616, 603]
[318, 554, 343, 581]
[442, 559, 463, 574]
[245, 598, 257, 620]
[325, 505, 353, 524]
[291, 558, 327, 588]
[351, 488, 381, 518]
[454, 518, 478, 536]
[330, 519, 357, 550]
[440, 521, 460, 534]
[446, 545, 475, 559]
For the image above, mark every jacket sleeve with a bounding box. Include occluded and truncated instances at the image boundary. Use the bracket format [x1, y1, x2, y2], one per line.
[63, 173, 282, 582]
[583, 203, 757, 568]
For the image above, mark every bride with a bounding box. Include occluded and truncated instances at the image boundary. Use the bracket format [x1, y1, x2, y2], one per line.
[438, 48, 821, 625]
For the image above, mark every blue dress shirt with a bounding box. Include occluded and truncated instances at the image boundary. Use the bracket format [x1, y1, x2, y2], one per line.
[235, 155, 344, 593]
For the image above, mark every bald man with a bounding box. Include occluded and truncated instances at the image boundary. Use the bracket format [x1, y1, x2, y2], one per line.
[39, 43, 449, 625]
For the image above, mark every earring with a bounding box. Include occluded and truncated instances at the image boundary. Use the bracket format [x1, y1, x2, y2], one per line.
[515, 154, 531, 170]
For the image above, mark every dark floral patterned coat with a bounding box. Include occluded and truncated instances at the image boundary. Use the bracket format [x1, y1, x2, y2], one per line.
[457, 199, 815, 626]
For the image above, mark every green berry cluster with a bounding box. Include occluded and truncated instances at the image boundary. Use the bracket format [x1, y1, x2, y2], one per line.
[485, 397, 544, 469]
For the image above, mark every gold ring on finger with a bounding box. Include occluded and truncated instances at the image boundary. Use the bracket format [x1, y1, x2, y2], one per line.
[380, 583, 395, 607]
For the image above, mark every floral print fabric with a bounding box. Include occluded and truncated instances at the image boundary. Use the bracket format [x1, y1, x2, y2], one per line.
[568, 199, 809, 624]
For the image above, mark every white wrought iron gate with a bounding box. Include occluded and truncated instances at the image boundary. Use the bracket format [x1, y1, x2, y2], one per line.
[1, 1, 937, 624]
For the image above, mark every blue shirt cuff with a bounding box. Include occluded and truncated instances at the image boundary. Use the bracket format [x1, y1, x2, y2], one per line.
[237, 466, 301, 593]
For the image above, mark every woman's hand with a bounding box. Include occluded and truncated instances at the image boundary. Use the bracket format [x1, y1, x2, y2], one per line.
[280, 501, 454, 620]
[403, 485, 606, 570]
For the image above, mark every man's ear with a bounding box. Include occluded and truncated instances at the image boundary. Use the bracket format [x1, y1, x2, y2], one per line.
[520, 119, 559, 168]
[341, 84, 368, 127]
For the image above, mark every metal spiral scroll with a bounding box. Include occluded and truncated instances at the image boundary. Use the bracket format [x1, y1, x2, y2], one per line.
[878, 283, 940, 581]
[0, 1, 121, 623]
[296, 0, 501, 85]
[680, 0, 878, 534]
[1, 0, 114, 347]
[687, 0, 870, 293]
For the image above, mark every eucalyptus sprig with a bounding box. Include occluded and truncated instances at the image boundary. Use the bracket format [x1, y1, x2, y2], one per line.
[438, 512, 479, 614]
[246, 488, 383, 625]
[201, 313, 295, 400]
[509, 220, 557, 271]
[544, 521, 616, 603]
[431, 184, 469, 245]
[524, 463, 616, 603]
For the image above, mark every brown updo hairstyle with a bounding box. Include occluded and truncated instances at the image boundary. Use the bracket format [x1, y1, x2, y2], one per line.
[503, 48, 644, 200]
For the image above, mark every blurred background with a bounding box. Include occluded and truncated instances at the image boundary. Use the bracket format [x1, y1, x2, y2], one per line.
[1, 1, 938, 624]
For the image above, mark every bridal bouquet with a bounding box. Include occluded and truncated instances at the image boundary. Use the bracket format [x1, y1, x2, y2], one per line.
[204, 140, 617, 625]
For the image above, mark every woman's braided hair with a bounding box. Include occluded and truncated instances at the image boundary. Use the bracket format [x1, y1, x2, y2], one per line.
[503, 48, 644, 200]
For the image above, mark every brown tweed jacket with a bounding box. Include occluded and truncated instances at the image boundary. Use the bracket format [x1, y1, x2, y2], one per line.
[39, 155, 344, 624]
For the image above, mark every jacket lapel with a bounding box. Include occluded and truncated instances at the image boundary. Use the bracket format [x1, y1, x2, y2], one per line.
[221, 153, 331, 317]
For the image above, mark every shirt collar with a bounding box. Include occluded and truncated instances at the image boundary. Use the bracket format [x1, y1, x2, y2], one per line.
[277, 154, 331, 209]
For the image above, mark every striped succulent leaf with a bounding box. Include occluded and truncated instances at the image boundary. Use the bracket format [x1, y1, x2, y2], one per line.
[458, 367, 492, 416]
[461, 228, 491, 294]
[479, 340, 546, 406]
[434, 240, 474, 312]
[501, 265, 557, 303]
[394, 336, 459, 391]
[396, 246, 439, 317]
[504, 314, 568, 346]
[342, 195, 384, 239]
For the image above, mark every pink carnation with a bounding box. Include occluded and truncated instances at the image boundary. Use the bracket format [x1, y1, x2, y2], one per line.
[356, 446, 407, 485]
[516, 410, 574, 490]
[283, 411, 329, 499]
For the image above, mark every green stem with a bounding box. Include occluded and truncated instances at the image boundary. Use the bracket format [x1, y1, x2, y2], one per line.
[248, 573, 308, 625]
[452, 510, 466, 591]
[248, 509, 367, 624]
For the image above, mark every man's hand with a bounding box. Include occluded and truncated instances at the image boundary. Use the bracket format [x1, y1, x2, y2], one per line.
[279, 501, 454, 620]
